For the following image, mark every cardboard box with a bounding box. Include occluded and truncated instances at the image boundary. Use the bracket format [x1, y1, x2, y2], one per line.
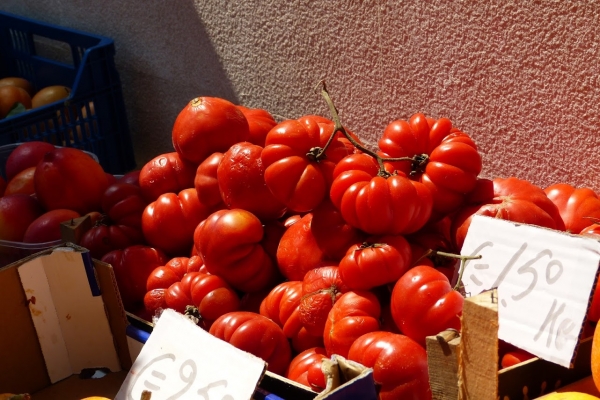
[0, 243, 132, 398]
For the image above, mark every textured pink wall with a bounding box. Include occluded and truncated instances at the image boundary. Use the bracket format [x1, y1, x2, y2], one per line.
[2, 1, 599, 192]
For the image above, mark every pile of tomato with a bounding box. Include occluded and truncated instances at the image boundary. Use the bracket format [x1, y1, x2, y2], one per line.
[58, 86, 600, 400]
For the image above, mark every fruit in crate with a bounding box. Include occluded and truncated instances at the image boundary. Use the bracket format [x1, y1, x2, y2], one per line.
[0, 85, 31, 119]
[0, 194, 44, 242]
[34, 147, 109, 214]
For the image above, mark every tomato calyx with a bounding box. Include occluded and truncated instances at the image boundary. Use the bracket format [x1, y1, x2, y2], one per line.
[183, 304, 206, 329]
[307, 146, 326, 162]
[409, 153, 430, 176]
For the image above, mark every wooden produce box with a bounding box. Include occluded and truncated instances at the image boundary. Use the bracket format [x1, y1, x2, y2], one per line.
[427, 288, 594, 400]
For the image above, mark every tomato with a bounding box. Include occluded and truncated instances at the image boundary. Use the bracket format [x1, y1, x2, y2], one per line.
[330, 153, 433, 235]
[323, 290, 381, 358]
[189, 272, 240, 327]
[209, 311, 292, 375]
[299, 266, 350, 337]
[407, 217, 458, 283]
[286, 347, 328, 392]
[34, 147, 109, 215]
[0, 76, 34, 96]
[31, 85, 70, 108]
[259, 281, 323, 353]
[146, 257, 194, 291]
[194, 152, 226, 209]
[544, 183, 600, 234]
[142, 188, 215, 256]
[138, 152, 197, 203]
[194, 209, 281, 293]
[452, 177, 565, 250]
[143, 288, 167, 317]
[172, 97, 250, 164]
[310, 198, 366, 261]
[348, 331, 432, 400]
[261, 116, 352, 213]
[101, 245, 169, 313]
[276, 213, 337, 281]
[236, 105, 277, 147]
[79, 222, 145, 260]
[101, 182, 148, 230]
[118, 170, 141, 186]
[217, 142, 287, 221]
[164, 273, 197, 314]
[390, 264, 463, 346]
[378, 113, 482, 218]
[500, 348, 535, 369]
[339, 234, 412, 290]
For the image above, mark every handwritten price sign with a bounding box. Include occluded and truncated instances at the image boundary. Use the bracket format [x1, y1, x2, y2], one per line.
[115, 309, 266, 400]
[461, 215, 600, 368]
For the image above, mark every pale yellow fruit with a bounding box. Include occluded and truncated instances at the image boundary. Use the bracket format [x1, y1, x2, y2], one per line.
[538, 392, 600, 400]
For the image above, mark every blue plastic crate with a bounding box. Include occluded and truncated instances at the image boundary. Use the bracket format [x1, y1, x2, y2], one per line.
[0, 11, 136, 174]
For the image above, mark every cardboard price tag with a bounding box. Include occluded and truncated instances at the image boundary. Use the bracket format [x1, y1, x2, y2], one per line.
[115, 309, 266, 400]
[460, 215, 600, 368]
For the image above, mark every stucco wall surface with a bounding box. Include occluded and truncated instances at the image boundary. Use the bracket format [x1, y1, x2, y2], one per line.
[1, 1, 600, 192]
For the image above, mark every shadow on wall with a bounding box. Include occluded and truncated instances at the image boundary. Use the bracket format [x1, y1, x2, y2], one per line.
[0, 0, 239, 169]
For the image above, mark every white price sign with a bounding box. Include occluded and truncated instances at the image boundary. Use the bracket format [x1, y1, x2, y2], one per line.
[461, 215, 600, 368]
[116, 309, 266, 400]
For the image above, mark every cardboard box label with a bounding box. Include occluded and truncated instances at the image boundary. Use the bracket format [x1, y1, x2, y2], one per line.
[116, 309, 266, 400]
[460, 215, 600, 368]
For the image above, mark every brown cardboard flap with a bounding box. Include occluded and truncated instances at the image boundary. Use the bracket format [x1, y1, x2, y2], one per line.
[94, 258, 132, 371]
[0, 262, 49, 394]
[0, 243, 131, 394]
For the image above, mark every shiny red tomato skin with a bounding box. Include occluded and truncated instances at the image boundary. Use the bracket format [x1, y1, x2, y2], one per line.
[194, 209, 281, 293]
[310, 198, 366, 261]
[101, 182, 147, 230]
[138, 152, 197, 203]
[286, 347, 328, 392]
[79, 223, 145, 260]
[323, 290, 381, 358]
[378, 113, 482, 218]
[544, 183, 600, 234]
[236, 105, 277, 148]
[142, 188, 215, 256]
[101, 245, 169, 313]
[217, 142, 287, 221]
[261, 116, 351, 213]
[299, 266, 349, 337]
[194, 152, 226, 209]
[452, 177, 565, 250]
[172, 97, 250, 165]
[209, 311, 292, 375]
[339, 234, 412, 290]
[348, 331, 432, 400]
[390, 264, 463, 346]
[276, 213, 337, 281]
[189, 272, 240, 326]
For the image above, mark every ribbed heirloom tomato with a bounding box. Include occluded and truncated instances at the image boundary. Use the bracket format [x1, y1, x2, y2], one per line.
[286, 347, 328, 393]
[390, 264, 464, 346]
[348, 331, 432, 400]
[209, 311, 291, 375]
[261, 115, 354, 213]
[544, 183, 600, 234]
[378, 113, 482, 218]
[329, 153, 433, 236]
[323, 290, 381, 358]
[194, 208, 281, 293]
[138, 152, 197, 203]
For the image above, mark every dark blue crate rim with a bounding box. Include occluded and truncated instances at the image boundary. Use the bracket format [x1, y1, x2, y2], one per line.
[0, 10, 136, 174]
